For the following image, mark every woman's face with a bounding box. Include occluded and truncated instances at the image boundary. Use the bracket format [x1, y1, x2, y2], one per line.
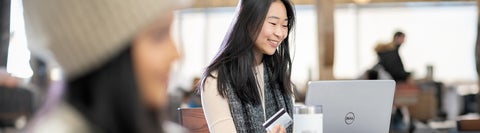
[254, 1, 289, 56]
[132, 12, 179, 109]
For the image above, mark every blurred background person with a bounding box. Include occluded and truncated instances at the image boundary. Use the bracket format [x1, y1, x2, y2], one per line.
[180, 77, 202, 108]
[375, 31, 415, 132]
[375, 31, 411, 83]
[167, 77, 202, 123]
[21, 0, 191, 133]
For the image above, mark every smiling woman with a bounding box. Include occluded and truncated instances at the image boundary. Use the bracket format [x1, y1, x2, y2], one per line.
[253, 2, 290, 65]
[199, 0, 296, 133]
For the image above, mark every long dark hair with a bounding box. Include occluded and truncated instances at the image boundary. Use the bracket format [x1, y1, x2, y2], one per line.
[200, 0, 295, 105]
[67, 46, 163, 133]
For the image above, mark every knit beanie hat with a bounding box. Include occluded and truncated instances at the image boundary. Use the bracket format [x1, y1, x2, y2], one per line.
[23, 0, 192, 80]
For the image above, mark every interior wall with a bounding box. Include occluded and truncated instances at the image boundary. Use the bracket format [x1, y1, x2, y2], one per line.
[172, 2, 478, 91]
[6, 1, 478, 90]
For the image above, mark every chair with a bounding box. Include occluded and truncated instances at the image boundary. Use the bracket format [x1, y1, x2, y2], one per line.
[177, 107, 209, 133]
[457, 119, 480, 131]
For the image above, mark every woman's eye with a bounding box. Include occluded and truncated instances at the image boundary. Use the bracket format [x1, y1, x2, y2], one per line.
[282, 25, 288, 28]
[269, 22, 277, 26]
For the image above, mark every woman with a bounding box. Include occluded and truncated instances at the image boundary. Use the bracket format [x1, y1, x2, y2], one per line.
[23, 0, 190, 132]
[200, 0, 296, 132]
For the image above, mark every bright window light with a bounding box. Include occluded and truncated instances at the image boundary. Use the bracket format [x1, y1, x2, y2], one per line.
[7, 0, 32, 79]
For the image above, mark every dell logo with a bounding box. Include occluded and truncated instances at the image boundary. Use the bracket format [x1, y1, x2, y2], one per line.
[345, 112, 355, 125]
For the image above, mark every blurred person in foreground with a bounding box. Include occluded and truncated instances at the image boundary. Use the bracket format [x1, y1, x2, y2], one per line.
[22, 0, 192, 132]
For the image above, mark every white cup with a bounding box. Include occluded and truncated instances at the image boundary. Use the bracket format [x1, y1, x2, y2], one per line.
[293, 105, 323, 133]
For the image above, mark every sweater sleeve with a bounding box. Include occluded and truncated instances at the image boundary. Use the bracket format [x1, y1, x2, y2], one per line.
[201, 74, 237, 133]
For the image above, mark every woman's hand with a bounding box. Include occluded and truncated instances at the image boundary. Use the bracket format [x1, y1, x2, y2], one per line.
[267, 125, 286, 133]
[0, 72, 19, 88]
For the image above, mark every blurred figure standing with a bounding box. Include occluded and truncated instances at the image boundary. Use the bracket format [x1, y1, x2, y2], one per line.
[375, 31, 411, 83]
[375, 31, 413, 132]
[22, 0, 191, 133]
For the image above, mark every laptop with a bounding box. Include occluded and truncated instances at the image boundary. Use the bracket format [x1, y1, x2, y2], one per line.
[305, 80, 395, 133]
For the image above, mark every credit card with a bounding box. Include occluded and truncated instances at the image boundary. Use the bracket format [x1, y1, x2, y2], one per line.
[262, 108, 293, 132]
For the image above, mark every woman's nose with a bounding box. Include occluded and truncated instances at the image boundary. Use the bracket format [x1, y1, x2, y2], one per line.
[273, 28, 285, 39]
[167, 36, 181, 61]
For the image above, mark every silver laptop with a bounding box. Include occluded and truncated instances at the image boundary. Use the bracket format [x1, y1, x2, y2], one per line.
[305, 80, 395, 133]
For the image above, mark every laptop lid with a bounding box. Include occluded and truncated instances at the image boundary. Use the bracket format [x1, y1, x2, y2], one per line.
[305, 80, 395, 133]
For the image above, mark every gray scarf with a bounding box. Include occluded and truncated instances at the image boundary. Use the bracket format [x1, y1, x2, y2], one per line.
[226, 65, 293, 133]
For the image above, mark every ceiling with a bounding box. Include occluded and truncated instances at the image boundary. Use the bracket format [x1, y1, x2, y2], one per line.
[191, 0, 475, 8]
